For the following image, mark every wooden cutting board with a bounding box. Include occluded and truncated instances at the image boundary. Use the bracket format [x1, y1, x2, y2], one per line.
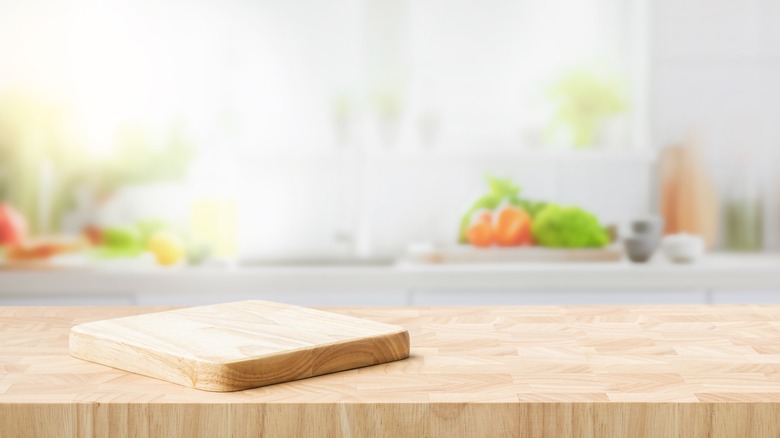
[407, 244, 623, 264]
[659, 131, 719, 249]
[69, 300, 410, 392]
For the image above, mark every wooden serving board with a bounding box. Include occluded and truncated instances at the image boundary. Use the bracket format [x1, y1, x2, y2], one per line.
[407, 244, 623, 264]
[68, 300, 410, 391]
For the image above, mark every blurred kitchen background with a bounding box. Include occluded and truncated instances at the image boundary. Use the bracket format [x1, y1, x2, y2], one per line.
[0, 0, 778, 306]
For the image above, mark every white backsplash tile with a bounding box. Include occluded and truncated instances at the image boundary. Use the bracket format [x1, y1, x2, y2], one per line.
[757, 0, 780, 59]
[653, 0, 762, 60]
[652, 64, 775, 145]
[557, 160, 652, 229]
[236, 157, 356, 259]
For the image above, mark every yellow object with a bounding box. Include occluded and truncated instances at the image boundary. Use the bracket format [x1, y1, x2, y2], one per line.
[148, 232, 185, 266]
[189, 197, 237, 260]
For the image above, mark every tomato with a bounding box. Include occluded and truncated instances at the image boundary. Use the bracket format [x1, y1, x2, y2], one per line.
[467, 210, 495, 248]
[83, 225, 103, 246]
[0, 203, 27, 246]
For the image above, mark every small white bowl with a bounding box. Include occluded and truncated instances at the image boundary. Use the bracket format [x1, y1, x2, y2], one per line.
[661, 234, 705, 264]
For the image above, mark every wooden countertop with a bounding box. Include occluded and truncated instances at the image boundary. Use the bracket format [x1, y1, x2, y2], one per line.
[4, 305, 780, 437]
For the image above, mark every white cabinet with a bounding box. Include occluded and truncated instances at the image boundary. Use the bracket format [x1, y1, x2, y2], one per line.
[0, 293, 136, 306]
[710, 290, 780, 304]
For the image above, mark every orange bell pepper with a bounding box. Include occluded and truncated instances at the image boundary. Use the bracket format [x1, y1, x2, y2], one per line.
[494, 205, 533, 247]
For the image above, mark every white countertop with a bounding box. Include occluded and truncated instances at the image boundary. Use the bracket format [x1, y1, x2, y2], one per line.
[1, 253, 778, 297]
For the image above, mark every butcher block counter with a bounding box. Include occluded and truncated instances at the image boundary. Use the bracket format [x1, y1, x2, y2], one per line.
[4, 305, 780, 437]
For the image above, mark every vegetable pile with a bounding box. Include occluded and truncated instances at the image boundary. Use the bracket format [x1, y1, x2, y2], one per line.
[460, 176, 610, 249]
[96, 219, 209, 266]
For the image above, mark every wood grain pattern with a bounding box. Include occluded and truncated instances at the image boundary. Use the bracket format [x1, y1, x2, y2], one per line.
[5, 305, 780, 436]
[69, 301, 410, 391]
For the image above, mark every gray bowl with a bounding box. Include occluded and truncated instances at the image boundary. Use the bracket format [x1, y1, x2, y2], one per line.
[623, 235, 657, 263]
[631, 217, 665, 243]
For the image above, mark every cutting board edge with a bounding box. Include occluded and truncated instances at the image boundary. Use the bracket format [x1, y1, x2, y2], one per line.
[69, 326, 411, 392]
[212, 328, 412, 391]
[69, 328, 203, 389]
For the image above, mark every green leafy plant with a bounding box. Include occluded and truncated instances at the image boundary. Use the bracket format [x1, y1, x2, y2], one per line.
[93, 122, 195, 194]
[546, 69, 627, 148]
[531, 204, 609, 248]
[0, 91, 195, 234]
[0, 92, 86, 233]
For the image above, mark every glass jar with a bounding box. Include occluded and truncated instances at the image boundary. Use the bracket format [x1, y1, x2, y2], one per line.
[724, 169, 764, 251]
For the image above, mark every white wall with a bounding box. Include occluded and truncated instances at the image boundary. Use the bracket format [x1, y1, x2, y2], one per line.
[233, 0, 656, 260]
[651, 0, 780, 250]
[31, 0, 779, 260]
[242, 0, 780, 260]
[60, 0, 780, 260]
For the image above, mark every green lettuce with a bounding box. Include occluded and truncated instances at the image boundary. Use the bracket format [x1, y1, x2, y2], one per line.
[531, 204, 609, 248]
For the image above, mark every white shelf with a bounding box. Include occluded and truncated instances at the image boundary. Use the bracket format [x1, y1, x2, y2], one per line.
[0, 253, 778, 306]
